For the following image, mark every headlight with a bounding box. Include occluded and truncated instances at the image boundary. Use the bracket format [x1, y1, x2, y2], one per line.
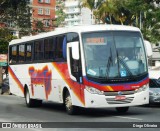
[85, 86, 104, 95]
[135, 84, 148, 93]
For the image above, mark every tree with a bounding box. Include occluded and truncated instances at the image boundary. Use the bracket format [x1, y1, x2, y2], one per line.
[94, 0, 160, 43]
[123, 0, 160, 43]
[55, 0, 66, 27]
[33, 21, 45, 33]
[95, 0, 119, 24]
[0, 28, 17, 53]
[0, 0, 32, 37]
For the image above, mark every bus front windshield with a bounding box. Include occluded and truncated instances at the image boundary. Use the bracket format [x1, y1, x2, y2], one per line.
[82, 31, 147, 82]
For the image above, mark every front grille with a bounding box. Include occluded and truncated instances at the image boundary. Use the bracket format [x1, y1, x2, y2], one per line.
[103, 90, 135, 96]
[106, 97, 134, 104]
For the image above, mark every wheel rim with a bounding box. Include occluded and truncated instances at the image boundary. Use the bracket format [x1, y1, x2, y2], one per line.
[65, 95, 72, 111]
[26, 90, 30, 104]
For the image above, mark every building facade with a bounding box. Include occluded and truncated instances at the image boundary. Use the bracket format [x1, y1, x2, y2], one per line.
[64, 0, 81, 26]
[29, 0, 56, 32]
[64, 0, 93, 27]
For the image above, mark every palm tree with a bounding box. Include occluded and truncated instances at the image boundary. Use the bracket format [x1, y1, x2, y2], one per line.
[95, 0, 116, 24]
[95, 0, 127, 24]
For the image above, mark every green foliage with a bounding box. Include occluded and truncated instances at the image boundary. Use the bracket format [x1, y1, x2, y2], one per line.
[33, 21, 45, 33]
[55, 1, 66, 27]
[0, 28, 17, 53]
[55, 9, 66, 27]
[0, 39, 9, 54]
[82, 0, 160, 44]
[81, 0, 95, 11]
[0, 0, 32, 36]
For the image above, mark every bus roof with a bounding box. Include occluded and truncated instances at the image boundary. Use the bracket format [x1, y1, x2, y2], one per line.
[9, 24, 140, 45]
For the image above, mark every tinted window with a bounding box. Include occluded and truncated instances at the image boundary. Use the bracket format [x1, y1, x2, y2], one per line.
[34, 40, 44, 60]
[26, 43, 32, 62]
[11, 46, 17, 63]
[67, 33, 79, 42]
[44, 38, 55, 59]
[149, 79, 160, 88]
[55, 35, 66, 61]
[19, 44, 25, 63]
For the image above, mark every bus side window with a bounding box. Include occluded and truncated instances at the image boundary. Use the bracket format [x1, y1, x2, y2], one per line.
[55, 35, 66, 61]
[44, 38, 55, 59]
[19, 44, 25, 63]
[10, 45, 17, 64]
[26, 43, 32, 62]
[34, 40, 44, 60]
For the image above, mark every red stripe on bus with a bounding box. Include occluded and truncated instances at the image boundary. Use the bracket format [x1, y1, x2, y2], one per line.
[8, 66, 24, 93]
[52, 62, 85, 106]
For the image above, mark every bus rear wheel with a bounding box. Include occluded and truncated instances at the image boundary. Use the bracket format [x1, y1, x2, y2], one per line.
[25, 88, 42, 107]
[64, 91, 77, 115]
[116, 107, 129, 113]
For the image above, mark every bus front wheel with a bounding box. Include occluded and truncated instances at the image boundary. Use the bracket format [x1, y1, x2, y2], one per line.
[25, 88, 42, 107]
[116, 107, 129, 113]
[64, 91, 77, 115]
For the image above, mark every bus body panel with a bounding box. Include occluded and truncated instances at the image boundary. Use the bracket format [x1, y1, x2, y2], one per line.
[9, 61, 149, 108]
[9, 62, 85, 107]
[8, 25, 149, 110]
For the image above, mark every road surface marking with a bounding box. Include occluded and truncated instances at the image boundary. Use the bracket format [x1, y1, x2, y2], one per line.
[114, 116, 143, 121]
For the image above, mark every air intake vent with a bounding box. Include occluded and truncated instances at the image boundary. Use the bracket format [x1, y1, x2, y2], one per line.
[104, 90, 135, 96]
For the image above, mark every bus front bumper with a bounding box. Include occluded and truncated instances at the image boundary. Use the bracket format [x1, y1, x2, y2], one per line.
[84, 88, 149, 108]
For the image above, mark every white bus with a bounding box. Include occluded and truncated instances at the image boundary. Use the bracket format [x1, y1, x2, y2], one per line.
[8, 25, 149, 115]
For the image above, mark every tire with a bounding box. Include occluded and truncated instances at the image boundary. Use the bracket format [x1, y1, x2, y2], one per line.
[64, 91, 77, 115]
[25, 88, 42, 107]
[116, 107, 129, 113]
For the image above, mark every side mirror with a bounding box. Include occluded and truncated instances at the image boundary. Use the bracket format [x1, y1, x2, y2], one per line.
[144, 40, 152, 57]
[71, 41, 79, 60]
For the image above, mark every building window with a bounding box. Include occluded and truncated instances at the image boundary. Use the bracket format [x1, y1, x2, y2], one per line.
[38, 0, 43, 3]
[38, 8, 43, 15]
[26, 0, 31, 4]
[7, 20, 15, 28]
[45, 0, 50, 3]
[44, 20, 50, 27]
[45, 9, 50, 15]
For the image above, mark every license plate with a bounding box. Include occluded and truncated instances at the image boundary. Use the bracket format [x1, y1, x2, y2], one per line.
[115, 96, 126, 100]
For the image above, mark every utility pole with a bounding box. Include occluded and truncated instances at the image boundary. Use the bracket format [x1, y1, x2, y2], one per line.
[140, 11, 142, 29]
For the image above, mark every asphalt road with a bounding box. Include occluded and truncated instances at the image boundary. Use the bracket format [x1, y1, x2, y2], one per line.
[0, 94, 160, 131]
